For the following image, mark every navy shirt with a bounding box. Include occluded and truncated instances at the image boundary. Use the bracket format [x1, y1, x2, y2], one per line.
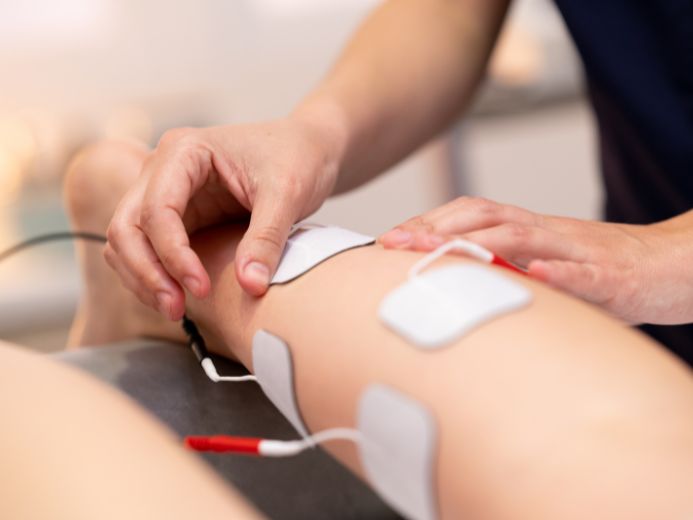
[553, 0, 693, 365]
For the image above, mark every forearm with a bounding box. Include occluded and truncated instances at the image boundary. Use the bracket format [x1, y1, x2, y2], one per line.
[0, 342, 261, 519]
[188, 225, 693, 519]
[293, 0, 510, 192]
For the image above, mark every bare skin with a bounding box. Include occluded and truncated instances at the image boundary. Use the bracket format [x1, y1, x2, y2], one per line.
[66, 141, 693, 520]
[0, 341, 261, 519]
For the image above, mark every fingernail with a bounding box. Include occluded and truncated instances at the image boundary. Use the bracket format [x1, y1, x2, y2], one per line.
[244, 261, 270, 287]
[183, 276, 201, 296]
[156, 291, 172, 318]
[383, 229, 412, 247]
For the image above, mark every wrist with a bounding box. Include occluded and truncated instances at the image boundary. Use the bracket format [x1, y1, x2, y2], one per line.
[641, 216, 693, 324]
[290, 95, 351, 187]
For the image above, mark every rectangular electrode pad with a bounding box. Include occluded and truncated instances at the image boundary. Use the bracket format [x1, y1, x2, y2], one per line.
[271, 223, 374, 285]
[379, 264, 531, 349]
[252, 329, 309, 438]
[358, 384, 438, 520]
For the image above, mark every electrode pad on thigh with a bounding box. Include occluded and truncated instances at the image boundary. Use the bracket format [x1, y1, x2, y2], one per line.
[271, 223, 374, 285]
[252, 330, 309, 437]
[379, 264, 531, 349]
[358, 384, 437, 520]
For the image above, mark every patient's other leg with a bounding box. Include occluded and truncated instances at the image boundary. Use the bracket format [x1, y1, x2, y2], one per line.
[63, 139, 182, 347]
[0, 340, 261, 519]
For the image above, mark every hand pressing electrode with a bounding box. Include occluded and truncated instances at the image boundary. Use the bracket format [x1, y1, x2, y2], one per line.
[380, 196, 693, 326]
[101, 0, 509, 320]
[104, 116, 345, 320]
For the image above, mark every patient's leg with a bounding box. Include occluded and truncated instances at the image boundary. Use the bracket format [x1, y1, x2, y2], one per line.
[64, 139, 181, 347]
[66, 141, 693, 518]
[0, 340, 261, 519]
[185, 226, 693, 520]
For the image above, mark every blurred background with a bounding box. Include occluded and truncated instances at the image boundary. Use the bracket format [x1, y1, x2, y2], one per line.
[0, 0, 600, 350]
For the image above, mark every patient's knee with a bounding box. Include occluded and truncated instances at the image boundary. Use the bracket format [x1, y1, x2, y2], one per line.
[63, 139, 149, 226]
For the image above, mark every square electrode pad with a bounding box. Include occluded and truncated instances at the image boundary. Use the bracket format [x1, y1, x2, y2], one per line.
[252, 330, 309, 438]
[271, 224, 374, 285]
[358, 384, 437, 520]
[379, 264, 531, 349]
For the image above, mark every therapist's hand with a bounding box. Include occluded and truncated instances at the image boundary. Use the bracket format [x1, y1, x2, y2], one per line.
[380, 196, 693, 325]
[105, 118, 342, 320]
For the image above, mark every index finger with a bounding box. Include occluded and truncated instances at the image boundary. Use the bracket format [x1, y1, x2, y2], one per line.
[380, 197, 540, 248]
[139, 142, 212, 299]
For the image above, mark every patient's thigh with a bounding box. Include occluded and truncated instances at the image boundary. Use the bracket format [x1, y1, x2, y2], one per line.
[0, 342, 259, 520]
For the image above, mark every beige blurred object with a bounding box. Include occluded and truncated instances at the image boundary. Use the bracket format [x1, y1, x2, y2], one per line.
[103, 106, 154, 143]
[463, 100, 601, 220]
[489, 26, 544, 87]
[313, 138, 452, 235]
[0, 116, 37, 203]
[0, 148, 24, 205]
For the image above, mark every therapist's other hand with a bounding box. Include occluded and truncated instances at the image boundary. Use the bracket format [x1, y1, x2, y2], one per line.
[380, 196, 692, 325]
[105, 119, 341, 320]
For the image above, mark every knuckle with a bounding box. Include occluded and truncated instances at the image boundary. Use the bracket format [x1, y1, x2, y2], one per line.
[158, 249, 185, 275]
[275, 174, 307, 202]
[106, 222, 122, 245]
[584, 263, 602, 287]
[139, 207, 153, 231]
[252, 226, 285, 253]
[283, 172, 304, 191]
[455, 196, 504, 224]
[502, 222, 532, 243]
[453, 195, 473, 207]
[401, 215, 432, 232]
[139, 206, 160, 233]
[472, 197, 500, 217]
[139, 265, 165, 291]
[158, 127, 194, 147]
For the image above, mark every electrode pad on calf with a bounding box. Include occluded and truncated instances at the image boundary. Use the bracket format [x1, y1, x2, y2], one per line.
[358, 384, 438, 520]
[379, 241, 532, 349]
[271, 223, 374, 285]
[252, 330, 309, 438]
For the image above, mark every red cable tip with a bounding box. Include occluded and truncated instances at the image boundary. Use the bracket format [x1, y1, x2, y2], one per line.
[491, 255, 527, 276]
[184, 435, 262, 455]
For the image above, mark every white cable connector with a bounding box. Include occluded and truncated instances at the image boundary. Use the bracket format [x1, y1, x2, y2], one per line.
[201, 358, 258, 383]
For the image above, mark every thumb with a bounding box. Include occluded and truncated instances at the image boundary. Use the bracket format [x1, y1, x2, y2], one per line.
[234, 185, 299, 296]
[528, 259, 614, 306]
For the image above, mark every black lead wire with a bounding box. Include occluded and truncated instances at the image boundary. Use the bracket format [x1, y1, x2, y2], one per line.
[181, 313, 210, 363]
[0, 231, 107, 263]
[0, 230, 249, 383]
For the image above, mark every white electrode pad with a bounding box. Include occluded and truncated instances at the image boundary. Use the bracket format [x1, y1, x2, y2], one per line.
[357, 384, 438, 520]
[252, 329, 309, 438]
[271, 223, 374, 285]
[379, 264, 531, 349]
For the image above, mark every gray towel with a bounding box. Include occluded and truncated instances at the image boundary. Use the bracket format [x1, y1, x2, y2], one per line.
[55, 341, 399, 520]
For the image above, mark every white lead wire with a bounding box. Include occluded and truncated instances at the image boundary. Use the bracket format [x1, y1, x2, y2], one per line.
[259, 428, 363, 457]
[407, 238, 494, 279]
[201, 358, 258, 383]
